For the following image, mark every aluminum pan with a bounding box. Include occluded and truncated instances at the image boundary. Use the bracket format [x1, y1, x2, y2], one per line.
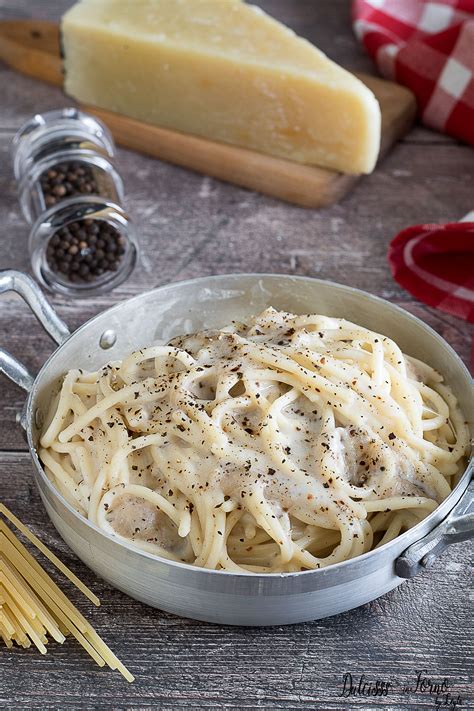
[24, 274, 473, 621]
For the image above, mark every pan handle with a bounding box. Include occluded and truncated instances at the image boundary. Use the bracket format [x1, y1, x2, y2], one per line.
[0, 269, 70, 392]
[395, 478, 474, 578]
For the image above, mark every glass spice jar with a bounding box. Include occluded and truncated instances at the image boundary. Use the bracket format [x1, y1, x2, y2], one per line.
[12, 108, 138, 296]
[18, 151, 124, 224]
[12, 107, 124, 224]
[29, 198, 138, 296]
[12, 107, 115, 181]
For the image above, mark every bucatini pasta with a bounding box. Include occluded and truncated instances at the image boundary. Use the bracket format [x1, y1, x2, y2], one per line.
[39, 308, 469, 573]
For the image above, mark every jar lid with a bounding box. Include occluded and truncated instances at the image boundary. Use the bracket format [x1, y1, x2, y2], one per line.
[29, 197, 138, 297]
[12, 108, 115, 181]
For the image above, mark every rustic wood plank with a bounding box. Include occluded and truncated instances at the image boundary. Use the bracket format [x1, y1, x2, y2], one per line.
[1, 133, 473, 305]
[0, 1, 473, 709]
[1, 452, 472, 710]
[1, 127, 472, 449]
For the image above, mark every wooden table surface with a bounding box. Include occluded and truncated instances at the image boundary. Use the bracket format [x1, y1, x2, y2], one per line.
[1, 2, 473, 709]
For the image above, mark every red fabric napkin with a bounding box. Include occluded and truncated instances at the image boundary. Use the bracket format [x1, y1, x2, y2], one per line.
[353, 0, 474, 145]
[388, 221, 474, 323]
[388, 220, 474, 372]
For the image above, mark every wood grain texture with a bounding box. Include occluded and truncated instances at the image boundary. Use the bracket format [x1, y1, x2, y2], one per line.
[1, 453, 473, 710]
[0, 19, 62, 85]
[0, 1, 473, 709]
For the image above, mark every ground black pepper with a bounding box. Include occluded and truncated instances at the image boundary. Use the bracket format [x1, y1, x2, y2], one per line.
[40, 161, 100, 209]
[46, 219, 126, 283]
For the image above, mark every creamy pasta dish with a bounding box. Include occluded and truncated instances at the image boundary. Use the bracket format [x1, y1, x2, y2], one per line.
[39, 308, 469, 573]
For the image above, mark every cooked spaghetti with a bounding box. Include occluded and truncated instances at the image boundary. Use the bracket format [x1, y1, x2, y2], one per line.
[39, 308, 469, 573]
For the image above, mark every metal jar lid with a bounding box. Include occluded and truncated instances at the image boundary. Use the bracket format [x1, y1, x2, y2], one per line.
[12, 107, 115, 181]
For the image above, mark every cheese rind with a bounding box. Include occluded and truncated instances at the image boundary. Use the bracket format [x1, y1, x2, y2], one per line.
[62, 0, 381, 174]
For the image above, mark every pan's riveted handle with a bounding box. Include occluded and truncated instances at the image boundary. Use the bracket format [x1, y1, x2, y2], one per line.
[0, 269, 71, 393]
[395, 478, 474, 578]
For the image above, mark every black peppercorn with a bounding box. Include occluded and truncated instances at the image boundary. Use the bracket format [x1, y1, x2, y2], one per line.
[46, 218, 126, 283]
[40, 161, 100, 209]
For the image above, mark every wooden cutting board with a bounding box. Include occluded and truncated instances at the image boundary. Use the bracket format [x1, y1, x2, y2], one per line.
[0, 20, 417, 208]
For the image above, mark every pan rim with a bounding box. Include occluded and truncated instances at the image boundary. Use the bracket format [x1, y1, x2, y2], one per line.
[26, 272, 474, 580]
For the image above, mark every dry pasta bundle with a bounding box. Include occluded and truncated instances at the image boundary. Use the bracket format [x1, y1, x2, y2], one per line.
[0, 503, 133, 682]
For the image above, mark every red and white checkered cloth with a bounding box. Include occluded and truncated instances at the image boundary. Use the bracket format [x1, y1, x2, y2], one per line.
[388, 218, 474, 369]
[353, 0, 474, 144]
[388, 220, 474, 323]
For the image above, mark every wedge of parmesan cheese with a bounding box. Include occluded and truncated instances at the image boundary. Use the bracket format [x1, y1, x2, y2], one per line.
[62, 0, 381, 174]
